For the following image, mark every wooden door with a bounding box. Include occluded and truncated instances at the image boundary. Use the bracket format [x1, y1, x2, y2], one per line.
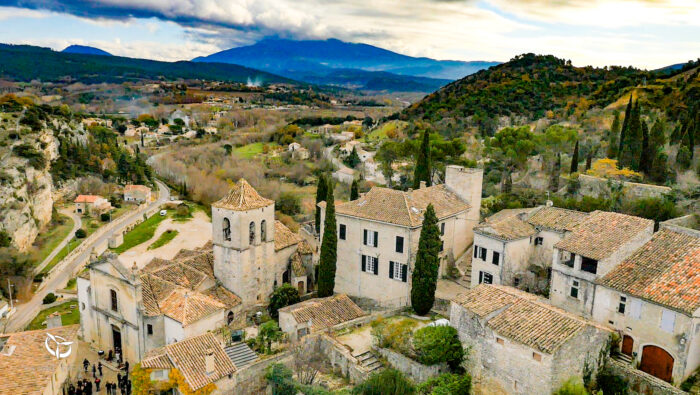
[621, 335, 634, 356]
[640, 345, 674, 383]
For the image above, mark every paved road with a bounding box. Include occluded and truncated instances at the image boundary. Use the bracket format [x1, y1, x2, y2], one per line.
[32, 208, 82, 275]
[3, 180, 170, 333]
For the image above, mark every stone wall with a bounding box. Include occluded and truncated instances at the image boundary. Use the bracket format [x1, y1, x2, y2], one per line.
[230, 352, 294, 395]
[310, 334, 369, 384]
[607, 359, 686, 395]
[377, 347, 448, 383]
[577, 174, 671, 200]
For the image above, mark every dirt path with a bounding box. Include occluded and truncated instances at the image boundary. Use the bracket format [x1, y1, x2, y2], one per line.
[118, 210, 212, 268]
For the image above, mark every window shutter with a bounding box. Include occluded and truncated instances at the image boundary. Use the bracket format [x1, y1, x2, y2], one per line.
[373, 258, 379, 275]
[361, 255, 366, 272]
[363, 229, 367, 245]
[474, 246, 478, 258]
[373, 231, 379, 247]
[389, 261, 395, 279]
[630, 299, 642, 319]
[480, 248, 487, 260]
[401, 264, 408, 282]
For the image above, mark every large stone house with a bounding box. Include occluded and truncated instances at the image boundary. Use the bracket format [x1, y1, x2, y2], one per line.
[124, 184, 152, 203]
[550, 211, 654, 316]
[78, 179, 314, 363]
[0, 325, 79, 395]
[591, 224, 700, 384]
[471, 205, 588, 290]
[450, 285, 611, 395]
[320, 165, 482, 307]
[74, 194, 111, 216]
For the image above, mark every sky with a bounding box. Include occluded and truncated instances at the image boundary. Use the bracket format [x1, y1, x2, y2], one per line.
[0, 0, 698, 69]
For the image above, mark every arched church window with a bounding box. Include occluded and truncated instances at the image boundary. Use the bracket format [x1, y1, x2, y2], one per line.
[249, 221, 256, 244]
[110, 289, 118, 312]
[223, 218, 231, 241]
[261, 220, 267, 242]
[227, 311, 234, 325]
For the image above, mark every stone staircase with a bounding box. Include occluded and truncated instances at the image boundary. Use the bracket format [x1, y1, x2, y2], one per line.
[354, 350, 383, 373]
[612, 352, 633, 365]
[454, 245, 473, 288]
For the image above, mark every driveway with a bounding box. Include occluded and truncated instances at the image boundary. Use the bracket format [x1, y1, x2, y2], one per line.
[3, 180, 170, 333]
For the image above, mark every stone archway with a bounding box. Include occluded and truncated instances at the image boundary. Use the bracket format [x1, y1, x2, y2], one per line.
[640, 345, 674, 383]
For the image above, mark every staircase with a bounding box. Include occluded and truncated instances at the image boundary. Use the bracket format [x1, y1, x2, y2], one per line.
[354, 350, 383, 373]
[454, 245, 473, 288]
[612, 352, 633, 365]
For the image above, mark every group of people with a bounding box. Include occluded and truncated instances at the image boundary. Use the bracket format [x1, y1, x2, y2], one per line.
[65, 358, 131, 395]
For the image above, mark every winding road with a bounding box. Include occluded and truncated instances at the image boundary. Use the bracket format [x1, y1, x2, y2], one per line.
[3, 180, 170, 333]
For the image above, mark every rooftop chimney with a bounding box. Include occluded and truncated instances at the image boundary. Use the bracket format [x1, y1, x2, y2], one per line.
[205, 348, 215, 376]
[419, 181, 427, 189]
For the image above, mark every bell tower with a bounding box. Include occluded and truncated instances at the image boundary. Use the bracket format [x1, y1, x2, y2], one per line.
[212, 179, 275, 308]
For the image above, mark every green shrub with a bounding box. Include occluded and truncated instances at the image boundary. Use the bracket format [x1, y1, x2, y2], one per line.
[413, 325, 464, 370]
[12, 143, 46, 169]
[553, 378, 588, 395]
[371, 317, 418, 355]
[680, 373, 697, 391]
[268, 283, 301, 319]
[265, 363, 296, 395]
[596, 368, 629, 395]
[277, 192, 302, 216]
[353, 369, 416, 395]
[42, 293, 57, 304]
[417, 373, 472, 395]
[0, 230, 11, 247]
[75, 228, 87, 238]
[100, 213, 110, 222]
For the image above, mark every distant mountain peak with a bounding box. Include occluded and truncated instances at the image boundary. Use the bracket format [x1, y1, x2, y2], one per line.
[62, 45, 112, 56]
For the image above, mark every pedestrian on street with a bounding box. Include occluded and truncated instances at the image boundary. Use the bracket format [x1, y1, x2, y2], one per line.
[92, 364, 96, 378]
[83, 359, 89, 371]
[94, 378, 100, 392]
[98, 362, 103, 377]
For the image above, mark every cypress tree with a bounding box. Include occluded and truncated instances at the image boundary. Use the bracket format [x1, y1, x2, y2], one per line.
[650, 119, 666, 149]
[619, 101, 643, 170]
[585, 153, 593, 171]
[413, 130, 431, 189]
[617, 96, 633, 158]
[570, 140, 579, 173]
[607, 111, 621, 158]
[639, 121, 652, 175]
[650, 151, 670, 183]
[410, 204, 441, 316]
[317, 178, 337, 297]
[314, 174, 328, 233]
[350, 179, 359, 200]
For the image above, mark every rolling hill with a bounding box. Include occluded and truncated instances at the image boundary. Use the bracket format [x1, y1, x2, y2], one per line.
[193, 38, 498, 92]
[0, 43, 292, 85]
[62, 45, 112, 56]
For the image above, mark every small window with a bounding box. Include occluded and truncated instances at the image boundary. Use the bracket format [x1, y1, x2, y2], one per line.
[227, 311, 234, 325]
[260, 220, 267, 242]
[389, 261, 408, 283]
[534, 237, 543, 246]
[361, 255, 378, 275]
[339, 224, 346, 240]
[630, 299, 642, 319]
[492, 251, 500, 266]
[480, 247, 487, 261]
[222, 218, 231, 241]
[440, 241, 444, 252]
[660, 309, 675, 333]
[474, 245, 479, 258]
[249, 221, 256, 244]
[81, 302, 86, 311]
[513, 277, 520, 287]
[395, 236, 404, 253]
[147, 324, 153, 335]
[479, 271, 493, 284]
[440, 223, 445, 235]
[110, 289, 118, 312]
[532, 352, 542, 362]
[496, 337, 504, 345]
[618, 295, 627, 314]
[363, 230, 378, 247]
[570, 280, 579, 299]
[561, 251, 575, 268]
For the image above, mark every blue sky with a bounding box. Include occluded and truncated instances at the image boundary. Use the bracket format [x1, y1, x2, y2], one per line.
[0, 0, 698, 69]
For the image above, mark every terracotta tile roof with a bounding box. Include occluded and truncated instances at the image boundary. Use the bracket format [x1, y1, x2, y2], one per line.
[142, 333, 236, 391]
[597, 227, 700, 315]
[554, 211, 653, 260]
[279, 294, 366, 331]
[297, 239, 314, 255]
[74, 194, 103, 203]
[0, 325, 79, 394]
[527, 206, 588, 232]
[202, 286, 242, 309]
[475, 209, 536, 240]
[159, 288, 226, 326]
[212, 178, 274, 211]
[334, 185, 469, 227]
[452, 285, 608, 354]
[274, 220, 302, 251]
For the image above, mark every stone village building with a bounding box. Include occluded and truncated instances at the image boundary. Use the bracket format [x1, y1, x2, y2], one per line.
[278, 294, 367, 342]
[471, 205, 587, 290]
[550, 211, 654, 317]
[74, 194, 111, 216]
[123, 184, 152, 203]
[450, 285, 611, 395]
[78, 179, 315, 363]
[319, 165, 483, 307]
[591, 224, 700, 384]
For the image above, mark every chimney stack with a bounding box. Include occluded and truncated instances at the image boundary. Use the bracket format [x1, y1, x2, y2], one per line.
[205, 348, 215, 376]
[419, 181, 427, 189]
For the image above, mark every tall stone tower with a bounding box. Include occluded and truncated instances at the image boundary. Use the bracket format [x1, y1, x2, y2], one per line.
[212, 179, 276, 308]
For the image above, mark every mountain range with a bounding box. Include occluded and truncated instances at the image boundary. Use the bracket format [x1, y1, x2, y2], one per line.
[0, 44, 291, 85]
[193, 38, 500, 92]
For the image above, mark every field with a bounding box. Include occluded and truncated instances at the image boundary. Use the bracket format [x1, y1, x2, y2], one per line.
[27, 300, 80, 330]
[112, 211, 170, 253]
[147, 229, 179, 250]
[31, 213, 74, 267]
[234, 142, 279, 158]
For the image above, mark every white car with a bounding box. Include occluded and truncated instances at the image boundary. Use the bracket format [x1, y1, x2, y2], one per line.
[159, 210, 167, 216]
